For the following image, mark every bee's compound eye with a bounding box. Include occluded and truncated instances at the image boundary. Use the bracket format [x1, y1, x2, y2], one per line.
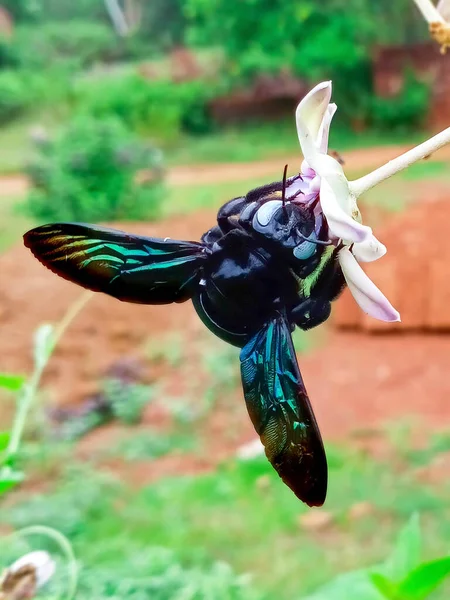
[293, 240, 316, 260]
[253, 200, 283, 228]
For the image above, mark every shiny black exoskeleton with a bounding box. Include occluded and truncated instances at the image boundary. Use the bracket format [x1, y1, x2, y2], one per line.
[194, 178, 346, 347]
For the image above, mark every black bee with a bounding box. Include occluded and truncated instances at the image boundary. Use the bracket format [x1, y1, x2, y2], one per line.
[24, 167, 346, 506]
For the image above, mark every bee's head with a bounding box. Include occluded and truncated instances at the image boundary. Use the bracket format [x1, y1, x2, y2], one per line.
[252, 199, 327, 261]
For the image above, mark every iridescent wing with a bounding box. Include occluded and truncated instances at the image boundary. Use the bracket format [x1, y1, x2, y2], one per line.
[240, 313, 327, 506]
[24, 223, 208, 304]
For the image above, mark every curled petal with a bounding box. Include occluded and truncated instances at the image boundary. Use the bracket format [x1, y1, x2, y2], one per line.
[339, 247, 401, 322]
[300, 160, 316, 178]
[352, 234, 387, 263]
[318, 103, 337, 154]
[320, 177, 372, 243]
[296, 81, 332, 165]
[9, 551, 56, 589]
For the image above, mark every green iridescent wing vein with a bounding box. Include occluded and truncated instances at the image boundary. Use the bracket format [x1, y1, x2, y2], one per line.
[240, 314, 327, 506]
[24, 223, 208, 304]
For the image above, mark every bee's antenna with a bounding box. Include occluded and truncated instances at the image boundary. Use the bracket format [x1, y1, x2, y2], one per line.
[281, 164, 288, 218]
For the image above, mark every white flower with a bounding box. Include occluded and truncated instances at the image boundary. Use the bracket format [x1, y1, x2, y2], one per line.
[288, 81, 400, 323]
[8, 551, 55, 590]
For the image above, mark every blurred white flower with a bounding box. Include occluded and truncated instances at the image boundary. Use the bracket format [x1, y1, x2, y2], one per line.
[1, 551, 56, 599]
[8, 551, 55, 590]
[287, 81, 400, 323]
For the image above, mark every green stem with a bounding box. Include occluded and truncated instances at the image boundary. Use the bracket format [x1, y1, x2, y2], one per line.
[3, 291, 93, 465]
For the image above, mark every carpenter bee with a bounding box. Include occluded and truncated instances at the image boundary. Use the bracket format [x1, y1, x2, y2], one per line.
[23, 167, 346, 507]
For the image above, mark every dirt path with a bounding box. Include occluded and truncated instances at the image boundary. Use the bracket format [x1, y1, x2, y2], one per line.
[167, 144, 430, 186]
[2, 142, 450, 196]
[0, 175, 29, 197]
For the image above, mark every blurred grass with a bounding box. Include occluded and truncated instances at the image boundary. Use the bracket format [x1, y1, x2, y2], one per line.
[166, 123, 420, 166]
[0, 110, 420, 176]
[0, 111, 67, 175]
[2, 432, 450, 599]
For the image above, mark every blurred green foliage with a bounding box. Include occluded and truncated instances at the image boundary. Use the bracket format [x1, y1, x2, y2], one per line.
[306, 515, 450, 600]
[7, 21, 118, 69]
[0, 0, 432, 135]
[3, 433, 450, 599]
[25, 115, 165, 222]
[0, 70, 29, 123]
[77, 72, 218, 138]
[104, 378, 155, 425]
[371, 72, 430, 132]
[2, 0, 187, 57]
[186, 0, 428, 123]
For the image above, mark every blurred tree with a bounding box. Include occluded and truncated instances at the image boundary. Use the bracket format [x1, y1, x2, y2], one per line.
[139, 0, 186, 48]
[124, 0, 143, 32]
[185, 0, 428, 121]
[186, 0, 427, 79]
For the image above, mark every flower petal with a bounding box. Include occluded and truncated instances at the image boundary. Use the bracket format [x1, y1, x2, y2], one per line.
[296, 81, 332, 165]
[320, 177, 372, 243]
[318, 103, 337, 153]
[9, 551, 56, 589]
[339, 247, 401, 322]
[352, 234, 387, 263]
[285, 175, 311, 200]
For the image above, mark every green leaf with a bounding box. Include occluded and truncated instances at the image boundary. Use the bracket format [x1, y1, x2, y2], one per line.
[397, 557, 450, 600]
[0, 431, 10, 453]
[0, 466, 24, 496]
[34, 324, 54, 369]
[0, 373, 25, 392]
[370, 573, 399, 600]
[384, 513, 421, 581]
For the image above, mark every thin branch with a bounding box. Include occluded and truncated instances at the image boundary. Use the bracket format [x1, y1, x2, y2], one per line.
[412, 0, 445, 22]
[104, 0, 130, 36]
[349, 127, 450, 198]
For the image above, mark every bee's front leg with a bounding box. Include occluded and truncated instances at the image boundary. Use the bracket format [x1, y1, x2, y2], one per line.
[291, 248, 346, 331]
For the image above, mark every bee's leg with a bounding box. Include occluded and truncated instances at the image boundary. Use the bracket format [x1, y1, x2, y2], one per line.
[292, 249, 346, 331]
[291, 298, 332, 331]
[217, 197, 248, 233]
[203, 197, 249, 248]
[201, 225, 223, 247]
[309, 248, 346, 303]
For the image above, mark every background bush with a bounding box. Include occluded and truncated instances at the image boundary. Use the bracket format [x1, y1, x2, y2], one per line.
[0, 70, 29, 122]
[7, 21, 119, 69]
[78, 72, 218, 139]
[371, 72, 430, 131]
[25, 115, 166, 222]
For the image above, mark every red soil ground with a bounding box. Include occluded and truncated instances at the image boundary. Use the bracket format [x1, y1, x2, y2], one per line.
[334, 198, 450, 332]
[1, 162, 450, 484]
[2, 204, 450, 436]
